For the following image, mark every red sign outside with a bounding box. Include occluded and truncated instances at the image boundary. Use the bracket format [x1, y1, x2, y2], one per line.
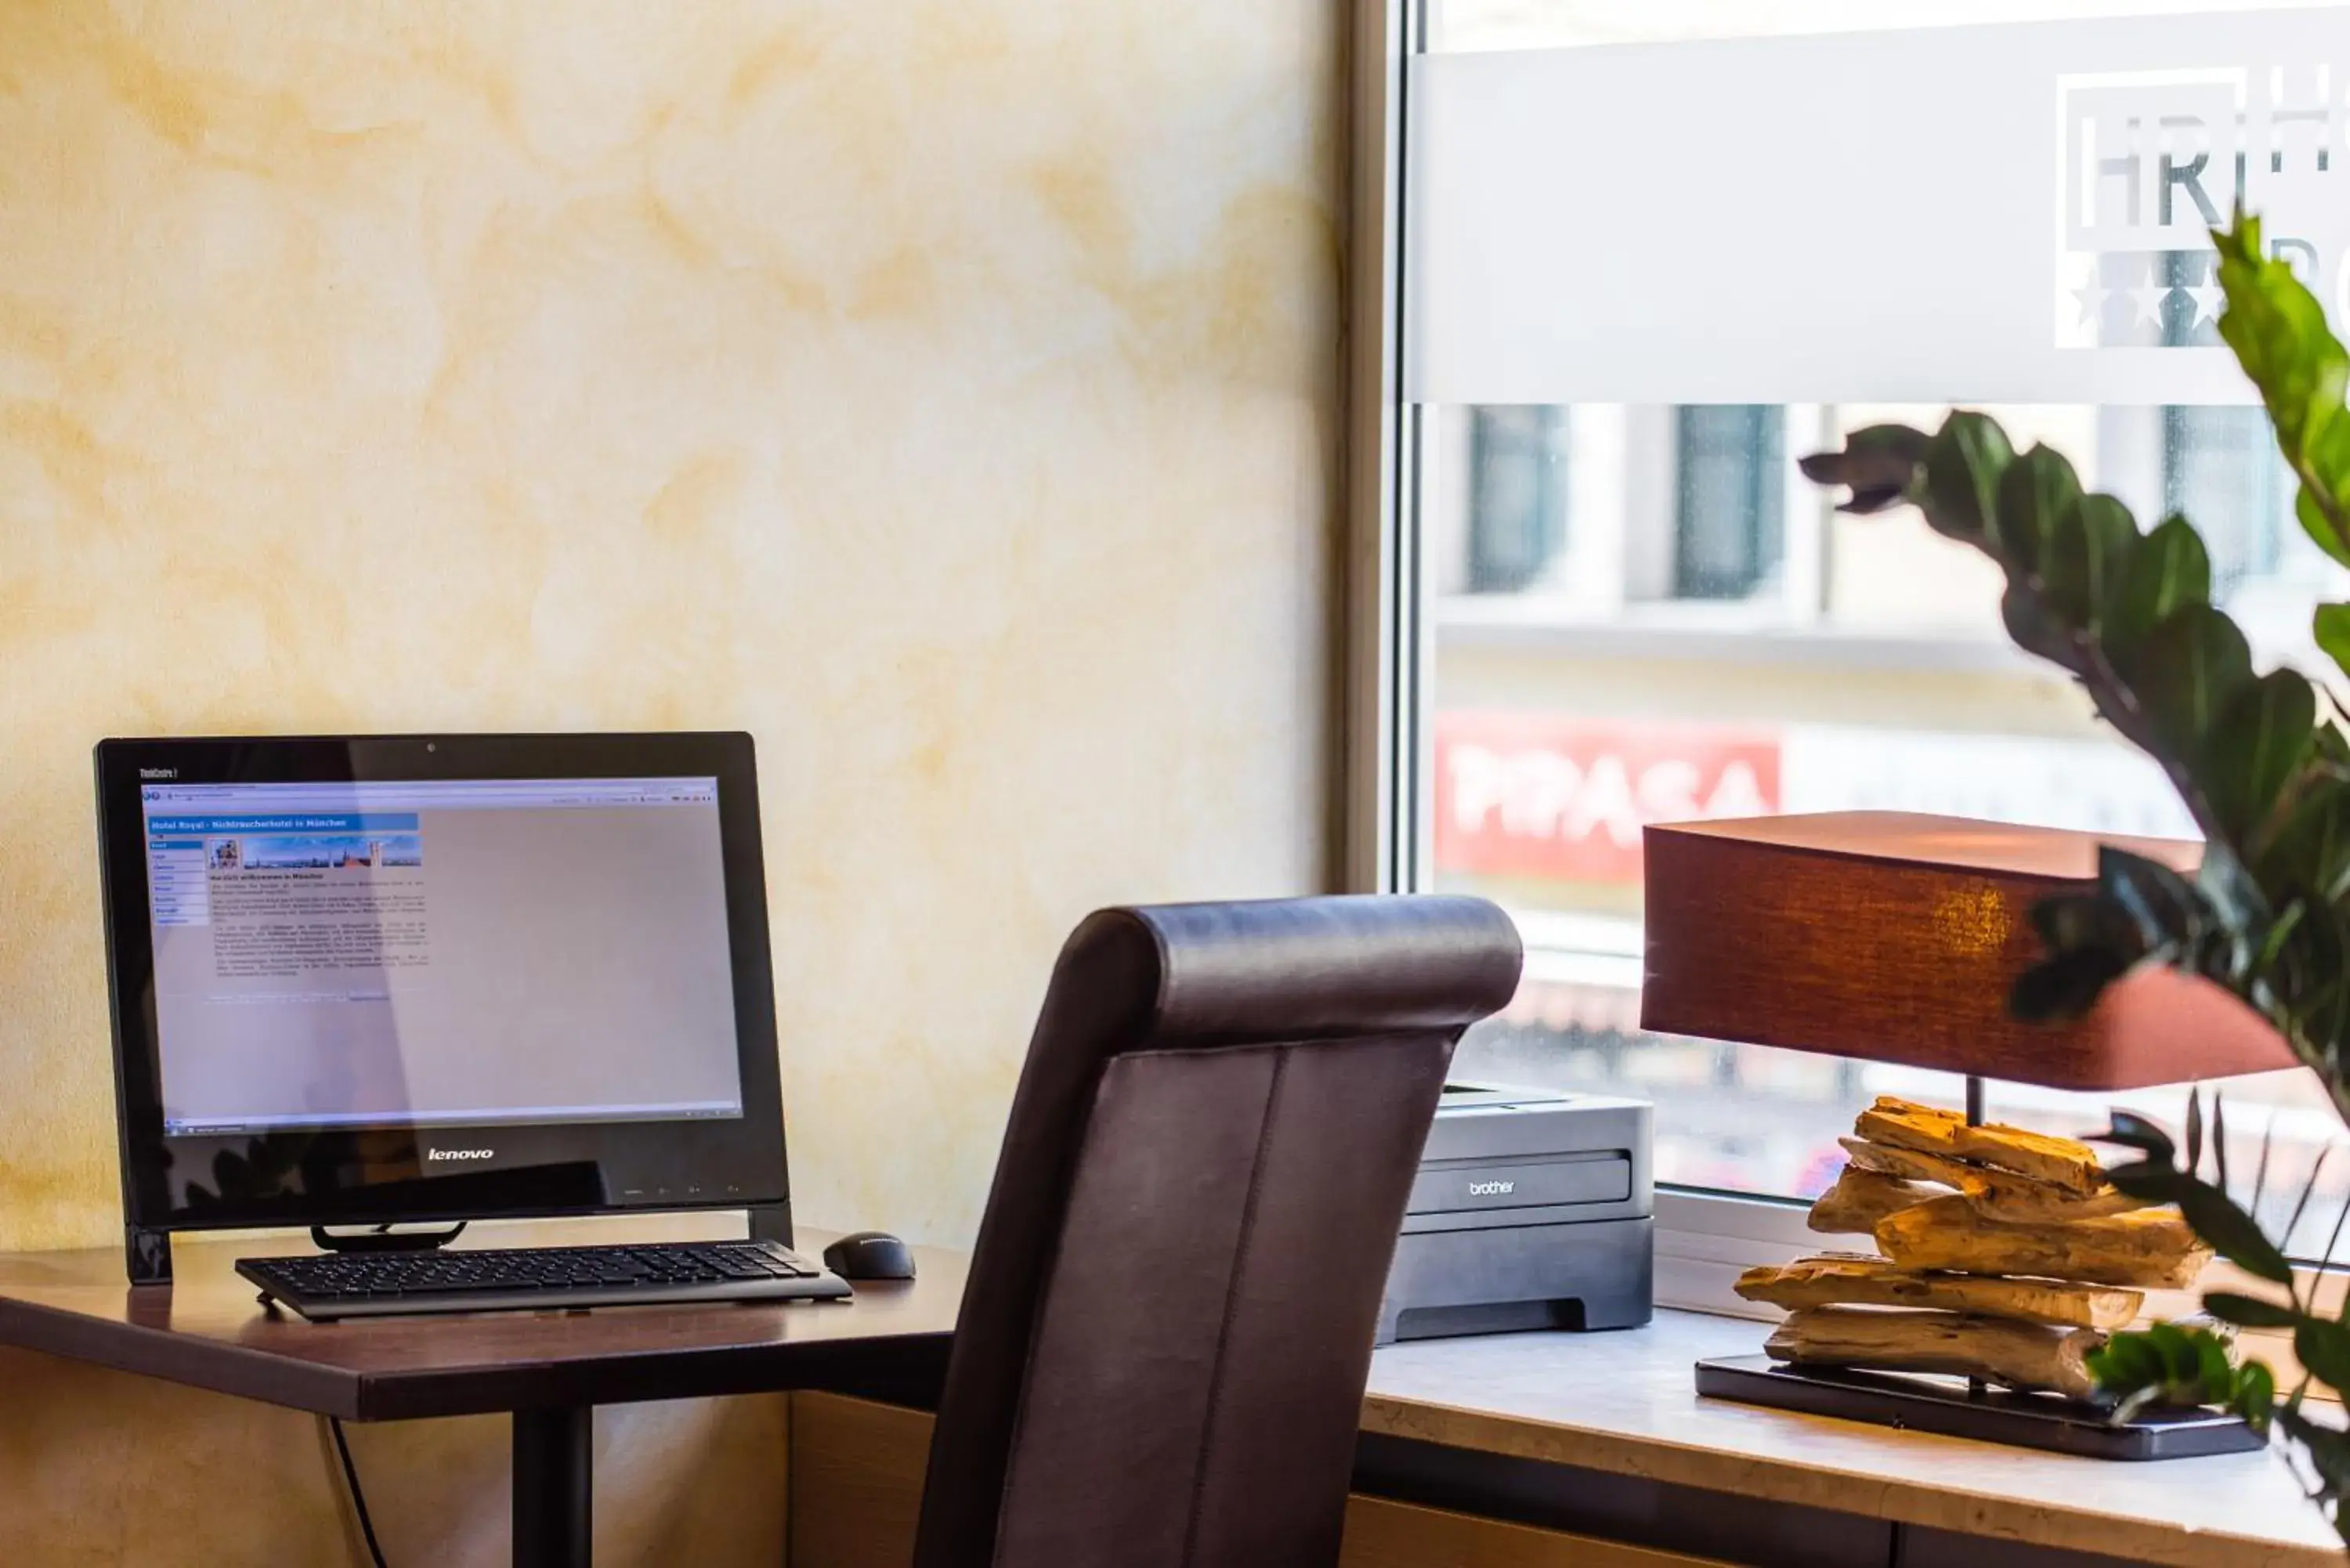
[1434, 712, 1781, 884]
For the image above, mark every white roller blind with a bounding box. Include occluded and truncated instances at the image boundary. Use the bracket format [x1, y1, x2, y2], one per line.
[1406, 9, 2350, 405]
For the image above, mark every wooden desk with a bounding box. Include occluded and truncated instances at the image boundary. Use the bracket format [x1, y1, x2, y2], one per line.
[1362, 1310, 2340, 1567]
[17, 1231, 2325, 1568]
[0, 1217, 961, 1568]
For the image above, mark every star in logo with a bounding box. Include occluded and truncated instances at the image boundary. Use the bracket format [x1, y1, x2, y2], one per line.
[2183, 279, 2225, 328]
[2126, 282, 2169, 328]
[2072, 281, 2106, 328]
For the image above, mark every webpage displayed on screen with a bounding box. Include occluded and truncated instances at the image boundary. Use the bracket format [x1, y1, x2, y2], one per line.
[1406, 0, 2350, 1254]
[139, 777, 743, 1135]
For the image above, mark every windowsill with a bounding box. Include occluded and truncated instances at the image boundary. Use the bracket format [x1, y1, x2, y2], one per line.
[1362, 1308, 2337, 1567]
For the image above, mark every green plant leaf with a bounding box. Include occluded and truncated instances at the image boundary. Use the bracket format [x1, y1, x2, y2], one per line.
[2194, 1325, 2236, 1394]
[2095, 1110, 2178, 1167]
[2204, 1290, 2303, 1329]
[2215, 211, 2350, 563]
[1988, 443, 2080, 574]
[2285, 1144, 2333, 1250]
[2252, 1115, 2277, 1217]
[2097, 848, 2205, 952]
[2142, 1333, 2193, 1390]
[2106, 515, 2211, 656]
[2232, 1357, 2277, 1429]
[2254, 894, 2308, 982]
[2041, 493, 2138, 634]
[2090, 1323, 2254, 1414]
[2298, 483, 2350, 568]
[2205, 667, 2319, 842]
[2252, 781, 2350, 907]
[2014, 889, 2143, 1021]
[1796, 425, 1930, 515]
[2216, 219, 2350, 455]
[2001, 581, 2071, 666]
[2009, 945, 2131, 1021]
[2298, 1317, 2350, 1390]
[2128, 603, 2256, 762]
[2196, 846, 2276, 959]
[2142, 1321, 2198, 1386]
[2105, 1158, 2187, 1204]
[1914, 412, 2015, 544]
[2088, 1328, 2164, 1393]
[2316, 603, 2350, 686]
[2178, 1178, 2295, 1284]
[2288, 901, 2350, 1062]
[2030, 890, 2138, 956]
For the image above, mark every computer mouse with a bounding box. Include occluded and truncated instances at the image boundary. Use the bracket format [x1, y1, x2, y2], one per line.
[822, 1230, 916, 1281]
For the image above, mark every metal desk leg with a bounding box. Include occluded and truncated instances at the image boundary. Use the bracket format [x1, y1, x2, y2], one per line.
[513, 1406, 591, 1568]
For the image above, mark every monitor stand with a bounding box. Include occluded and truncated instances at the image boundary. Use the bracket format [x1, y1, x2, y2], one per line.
[310, 1222, 468, 1255]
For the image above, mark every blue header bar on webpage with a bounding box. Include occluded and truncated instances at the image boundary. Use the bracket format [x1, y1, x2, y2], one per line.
[148, 813, 421, 835]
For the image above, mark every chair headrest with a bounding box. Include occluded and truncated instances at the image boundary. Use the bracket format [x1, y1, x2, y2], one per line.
[1076, 894, 1523, 1046]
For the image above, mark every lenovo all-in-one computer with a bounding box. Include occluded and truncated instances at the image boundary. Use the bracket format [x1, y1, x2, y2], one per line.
[95, 732, 849, 1318]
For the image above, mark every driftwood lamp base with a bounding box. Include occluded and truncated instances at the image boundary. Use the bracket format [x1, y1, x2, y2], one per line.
[1694, 1356, 2265, 1461]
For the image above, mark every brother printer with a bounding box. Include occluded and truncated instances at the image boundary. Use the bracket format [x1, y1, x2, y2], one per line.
[1376, 1082, 1653, 1345]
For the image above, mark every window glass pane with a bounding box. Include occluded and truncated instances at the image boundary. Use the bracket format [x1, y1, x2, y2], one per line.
[1407, 3, 2350, 1230]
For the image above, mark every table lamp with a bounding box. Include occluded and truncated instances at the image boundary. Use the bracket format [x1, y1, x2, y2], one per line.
[1640, 810, 2294, 1456]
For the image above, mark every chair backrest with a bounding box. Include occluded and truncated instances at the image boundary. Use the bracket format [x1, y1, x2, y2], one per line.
[912, 895, 1523, 1568]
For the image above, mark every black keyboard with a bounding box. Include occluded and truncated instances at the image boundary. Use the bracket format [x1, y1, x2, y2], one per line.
[238, 1239, 853, 1321]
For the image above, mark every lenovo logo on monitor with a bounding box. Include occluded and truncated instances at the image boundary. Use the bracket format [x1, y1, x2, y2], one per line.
[426, 1147, 495, 1163]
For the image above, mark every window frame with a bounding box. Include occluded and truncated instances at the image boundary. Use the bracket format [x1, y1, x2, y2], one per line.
[1335, 0, 2335, 1313]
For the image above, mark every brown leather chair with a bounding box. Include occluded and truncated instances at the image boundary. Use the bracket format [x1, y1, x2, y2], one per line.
[912, 894, 1523, 1568]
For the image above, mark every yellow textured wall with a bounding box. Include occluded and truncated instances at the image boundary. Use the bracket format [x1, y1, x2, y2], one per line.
[0, 2, 1340, 1561]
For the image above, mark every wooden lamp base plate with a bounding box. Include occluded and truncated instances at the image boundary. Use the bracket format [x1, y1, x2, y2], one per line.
[1694, 1356, 2266, 1461]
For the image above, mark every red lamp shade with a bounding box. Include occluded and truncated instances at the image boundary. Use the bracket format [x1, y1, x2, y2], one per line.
[1639, 811, 2298, 1090]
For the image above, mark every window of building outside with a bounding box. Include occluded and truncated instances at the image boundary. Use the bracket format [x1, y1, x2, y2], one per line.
[1408, 0, 2350, 1257]
[1672, 406, 1784, 601]
[1467, 406, 1571, 593]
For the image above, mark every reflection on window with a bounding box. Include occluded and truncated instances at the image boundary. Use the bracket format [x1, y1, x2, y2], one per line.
[1672, 405, 1783, 601]
[1467, 406, 1570, 593]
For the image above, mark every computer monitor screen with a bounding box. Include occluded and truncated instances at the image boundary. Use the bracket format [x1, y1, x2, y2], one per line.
[97, 732, 789, 1236]
[138, 775, 743, 1136]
